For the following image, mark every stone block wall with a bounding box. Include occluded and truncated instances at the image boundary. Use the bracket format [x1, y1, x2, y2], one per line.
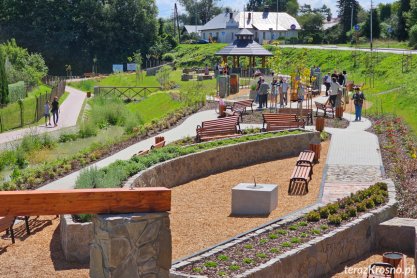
[130, 131, 320, 189]
[60, 214, 93, 263]
[90, 212, 171, 278]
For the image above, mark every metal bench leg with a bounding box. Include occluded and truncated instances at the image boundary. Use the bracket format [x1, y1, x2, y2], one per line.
[305, 180, 309, 193]
[8, 227, 15, 244]
[24, 216, 30, 235]
[288, 180, 293, 194]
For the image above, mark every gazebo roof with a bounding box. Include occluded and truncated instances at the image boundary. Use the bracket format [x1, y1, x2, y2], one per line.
[215, 33, 273, 57]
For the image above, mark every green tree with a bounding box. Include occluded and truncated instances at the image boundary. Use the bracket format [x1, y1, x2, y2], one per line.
[378, 3, 392, 22]
[179, 0, 222, 24]
[298, 12, 324, 44]
[0, 49, 9, 105]
[246, 0, 299, 16]
[397, 0, 411, 40]
[337, 0, 360, 43]
[363, 9, 381, 39]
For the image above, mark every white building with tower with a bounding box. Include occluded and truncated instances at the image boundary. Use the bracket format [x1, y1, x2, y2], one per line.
[200, 8, 301, 44]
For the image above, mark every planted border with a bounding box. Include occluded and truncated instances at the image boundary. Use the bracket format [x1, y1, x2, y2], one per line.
[174, 183, 389, 277]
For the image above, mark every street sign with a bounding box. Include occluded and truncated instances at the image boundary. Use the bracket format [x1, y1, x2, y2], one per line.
[290, 24, 296, 30]
[354, 24, 360, 31]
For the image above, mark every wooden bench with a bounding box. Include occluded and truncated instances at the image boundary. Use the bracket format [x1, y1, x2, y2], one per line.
[202, 115, 240, 130]
[262, 113, 305, 132]
[278, 108, 313, 125]
[288, 165, 312, 194]
[0, 216, 30, 244]
[315, 101, 335, 118]
[311, 89, 320, 97]
[296, 150, 315, 174]
[150, 140, 165, 150]
[225, 99, 254, 121]
[196, 126, 239, 142]
[84, 72, 95, 78]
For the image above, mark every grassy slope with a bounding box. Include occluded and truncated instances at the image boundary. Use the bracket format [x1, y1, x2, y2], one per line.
[336, 39, 410, 49]
[170, 43, 227, 67]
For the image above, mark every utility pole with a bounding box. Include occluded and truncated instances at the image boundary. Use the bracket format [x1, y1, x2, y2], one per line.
[350, 5, 354, 42]
[276, 0, 279, 39]
[370, 0, 373, 51]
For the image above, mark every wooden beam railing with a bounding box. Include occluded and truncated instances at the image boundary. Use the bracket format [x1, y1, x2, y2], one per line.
[0, 188, 171, 216]
[94, 86, 162, 101]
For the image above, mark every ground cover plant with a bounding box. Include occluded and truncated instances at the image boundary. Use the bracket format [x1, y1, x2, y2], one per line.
[178, 183, 389, 277]
[371, 115, 417, 218]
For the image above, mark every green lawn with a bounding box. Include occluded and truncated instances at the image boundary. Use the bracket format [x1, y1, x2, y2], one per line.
[0, 85, 52, 131]
[170, 43, 227, 67]
[335, 39, 411, 50]
[68, 72, 160, 92]
[126, 92, 184, 123]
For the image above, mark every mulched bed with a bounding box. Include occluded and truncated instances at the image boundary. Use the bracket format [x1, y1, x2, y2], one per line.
[178, 184, 388, 277]
[240, 109, 349, 129]
[369, 115, 417, 218]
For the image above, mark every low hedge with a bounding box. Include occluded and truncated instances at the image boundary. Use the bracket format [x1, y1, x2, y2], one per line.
[75, 130, 304, 189]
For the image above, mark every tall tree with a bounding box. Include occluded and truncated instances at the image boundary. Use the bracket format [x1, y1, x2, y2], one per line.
[337, 0, 360, 42]
[298, 12, 324, 44]
[363, 9, 381, 39]
[378, 3, 392, 22]
[397, 0, 410, 40]
[246, 0, 299, 17]
[179, 0, 222, 25]
[0, 49, 9, 105]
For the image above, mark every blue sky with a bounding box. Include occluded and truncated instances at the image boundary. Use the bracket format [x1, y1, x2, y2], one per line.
[156, 0, 396, 19]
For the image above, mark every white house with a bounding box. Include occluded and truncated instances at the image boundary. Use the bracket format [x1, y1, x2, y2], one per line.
[200, 10, 301, 44]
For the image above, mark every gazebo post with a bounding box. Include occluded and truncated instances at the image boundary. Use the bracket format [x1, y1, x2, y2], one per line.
[223, 56, 227, 65]
[262, 57, 266, 68]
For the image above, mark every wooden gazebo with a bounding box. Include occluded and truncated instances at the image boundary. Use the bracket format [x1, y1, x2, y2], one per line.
[215, 29, 273, 68]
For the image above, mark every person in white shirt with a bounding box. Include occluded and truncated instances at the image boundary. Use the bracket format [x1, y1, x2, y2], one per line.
[329, 77, 341, 107]
[323, 72, 331, 96]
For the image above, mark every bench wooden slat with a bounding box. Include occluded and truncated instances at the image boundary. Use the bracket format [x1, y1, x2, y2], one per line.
[315, 101, 334, 118]
[289, 165, 312, 194]
[263, 113, 305, 131]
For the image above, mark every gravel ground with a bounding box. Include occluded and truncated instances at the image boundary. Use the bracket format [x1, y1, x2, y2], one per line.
[331, 253, 415, 277]
[171, 140, 329, 260]
[0, 141, 329, 276]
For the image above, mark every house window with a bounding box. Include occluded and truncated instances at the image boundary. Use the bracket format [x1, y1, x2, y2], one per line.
[231, 32, 234, 40]
[263, 32, 266, 40]
[203, 33, 206, 39]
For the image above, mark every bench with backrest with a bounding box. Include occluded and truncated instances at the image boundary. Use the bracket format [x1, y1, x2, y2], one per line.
[202, 115, 240, 130]
[278, 108, 313, 125]
[0, 216, 30, 244]
[315, 101, 335, 118]
[225, 99, 254, 120]
[262, 113, 305, 132]
[288, 165, 312, 194]
[196, 116, 240, 142]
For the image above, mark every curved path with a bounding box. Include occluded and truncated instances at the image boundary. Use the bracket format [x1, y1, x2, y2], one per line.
[278, 44, 417, 55]
[0, 86, 86, 146]
[39, 109, 218, 190]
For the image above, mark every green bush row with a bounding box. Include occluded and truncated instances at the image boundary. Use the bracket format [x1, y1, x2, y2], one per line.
[75, 130, 303, 190]
[8, 81, 26, 103]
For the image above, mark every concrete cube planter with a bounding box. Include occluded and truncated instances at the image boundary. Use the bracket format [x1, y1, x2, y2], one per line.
[60, 214, 93, 263]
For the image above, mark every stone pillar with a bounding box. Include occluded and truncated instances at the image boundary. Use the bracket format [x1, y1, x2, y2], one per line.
[90, 213, 171, 278]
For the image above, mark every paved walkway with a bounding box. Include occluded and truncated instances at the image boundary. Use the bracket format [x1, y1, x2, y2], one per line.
[278, 44, 417, 55]
[0, 86, 86, 145]
[39, 110, 218, 190]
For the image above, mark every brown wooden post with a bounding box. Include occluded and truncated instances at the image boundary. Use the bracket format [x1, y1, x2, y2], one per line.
[262, 57, 266, 68]
[223, 56, 227, 65]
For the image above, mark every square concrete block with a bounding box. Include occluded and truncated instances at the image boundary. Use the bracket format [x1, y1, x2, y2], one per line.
[232, 183, 278, 215]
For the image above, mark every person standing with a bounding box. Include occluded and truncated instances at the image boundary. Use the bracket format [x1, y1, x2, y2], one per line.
[352, 86, 365, 121]
[270, 77, 278, 109]
[329, 77, 341, 107]
[323, 72, 331, 96]
[51, 96, 60, 127]
[44, 101, 51, 126]
[258, 79, 269, 109]
[282, 78, 288, 106]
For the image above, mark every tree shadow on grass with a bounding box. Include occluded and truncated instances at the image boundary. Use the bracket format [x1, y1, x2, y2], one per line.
[49, 222, 88, 271]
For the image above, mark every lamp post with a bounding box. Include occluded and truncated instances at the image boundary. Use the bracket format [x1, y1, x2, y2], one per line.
[350, 4, 354, 43]
[276, 0, 279, 39]
[370, 0, 373, 51]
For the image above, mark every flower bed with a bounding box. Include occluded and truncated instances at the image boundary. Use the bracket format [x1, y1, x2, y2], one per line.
[371, 115, 417, 218]
[175, 183, 389, 277]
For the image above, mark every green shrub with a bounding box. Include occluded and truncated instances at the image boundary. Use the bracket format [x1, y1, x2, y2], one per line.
[320, 225, 328, 230]
[328, 214, 342, 225]
[259, 238, 269, 244]
[243, 258, 253, 264]
[244, 244, 253, 249]
[277, 229, 287, 235]
[268, 233, 278, 239]
[75, 214, 93, 223]
[229, 265, 240, 271]
[306, 211, 320, 222]
[298, 221, 308, 226]
[192, 267, 202, 273]
[326, 203, 339, 215]
[204, 261, 217, 268]
[300, 232, 308, 238]
[340, 212, 349, 221]
[15, 149, 28, 169]
[162, 53, 175, 62]
[281, 242, 292, 247]
[256, 253, 267, 259]
[75, 167, 103, 189]
[269, 247, 279, 253]
[290, 237, 301, 244]
[357, 202, 366, 212]
[319, 207, 329, 219]
[289, 225, 298, 230]
[365, 198, 375, 209]
[217, 255, 229, 261]
[372, 194, 385, 205]
[347, 206, 357, 217]
[59, 133, 79, 142]
[78, 120, 98, 138]
[8, 81, 26, 103]
[311, 229, 321, 235]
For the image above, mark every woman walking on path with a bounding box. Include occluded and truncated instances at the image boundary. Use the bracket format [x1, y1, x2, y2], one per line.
[329, 77, 341, 107]
[282, 78, 288, 106]
[352, 86, 365, 121]
[44, 101, 51, 126]
[51, 96, 60, 127]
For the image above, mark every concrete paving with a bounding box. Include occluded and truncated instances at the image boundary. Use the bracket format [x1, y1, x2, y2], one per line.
[0, 86, 86, 145]
[38, 109, 218, 190]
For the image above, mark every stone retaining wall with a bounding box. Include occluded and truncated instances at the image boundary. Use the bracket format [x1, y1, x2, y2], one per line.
[170, 180, 398, 278]
[128, 131, 320, 189]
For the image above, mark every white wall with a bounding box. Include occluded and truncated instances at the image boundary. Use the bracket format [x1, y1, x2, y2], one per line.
[201, 29, 299, 44]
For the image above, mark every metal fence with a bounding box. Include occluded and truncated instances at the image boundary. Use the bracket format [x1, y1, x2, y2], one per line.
[0, 80, 66, 132]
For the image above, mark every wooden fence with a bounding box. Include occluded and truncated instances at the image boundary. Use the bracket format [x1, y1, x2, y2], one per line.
[0, 80, 66, 133]
[93, 86, 161, 101]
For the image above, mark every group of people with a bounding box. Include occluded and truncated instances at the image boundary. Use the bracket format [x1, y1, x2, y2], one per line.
[44, 96, 60, 127]
[322, 70, 348, 108]
[255, 75, 289, 109]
